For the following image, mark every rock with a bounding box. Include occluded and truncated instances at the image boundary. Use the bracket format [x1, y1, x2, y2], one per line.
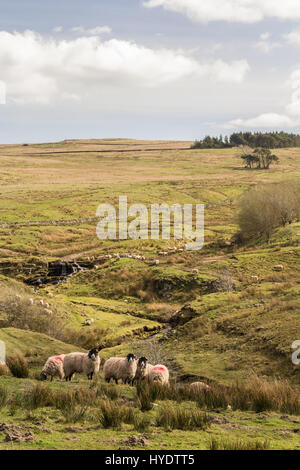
[0, 423, 36, 443]
[64, 426, 83, 433]
[124, 435, 150, 447]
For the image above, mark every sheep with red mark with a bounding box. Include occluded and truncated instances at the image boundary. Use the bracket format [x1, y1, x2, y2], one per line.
[148, 364, 169, 385]
[41, 354, 65, 381]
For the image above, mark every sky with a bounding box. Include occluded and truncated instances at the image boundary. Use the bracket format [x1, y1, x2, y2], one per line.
[1, 0, 300, 143]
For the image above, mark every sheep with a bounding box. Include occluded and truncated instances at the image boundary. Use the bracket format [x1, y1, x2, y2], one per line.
[63, 348, 100, 381]
[103, 353, 137, 385]
[188, 381, 211, 392]
[134, 356, 154, 383]
[41, 354, 65, 381]
[148, 364, 169, 385]
[44, 309, 53, 315]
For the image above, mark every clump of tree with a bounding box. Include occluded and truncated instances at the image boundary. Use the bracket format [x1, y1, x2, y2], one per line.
[191, 131, 300, 149]
[191, 135, 231, 149]
[241, 148, 279, 170]
[237, 181, 300, 241]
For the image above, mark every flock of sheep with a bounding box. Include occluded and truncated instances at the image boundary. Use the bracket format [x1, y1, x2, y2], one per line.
[41, 348, 211, 392]
[41, 349, 169, 386]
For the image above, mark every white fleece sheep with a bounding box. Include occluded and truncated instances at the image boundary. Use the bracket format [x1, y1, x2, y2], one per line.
[41, 354, 65, 381]
[189, 381, 211, 392]
[104, 353, 137, 385]
[148, 364, 169, 385]
[63, 348, 100, 381]
[134, 356, 154, 383]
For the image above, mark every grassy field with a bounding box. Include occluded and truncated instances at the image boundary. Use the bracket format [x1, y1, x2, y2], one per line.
[0, 139, 299, 450]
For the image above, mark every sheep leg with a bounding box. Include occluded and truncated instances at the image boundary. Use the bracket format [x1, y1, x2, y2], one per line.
[115, 378, 119, 385]
[50, 376, 53, 382]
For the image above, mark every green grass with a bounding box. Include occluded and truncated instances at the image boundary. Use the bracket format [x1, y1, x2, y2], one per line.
[0, 139, 299, 449]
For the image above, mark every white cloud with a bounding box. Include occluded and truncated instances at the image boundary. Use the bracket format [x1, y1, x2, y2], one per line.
[0, 30, 249, 105]
[286, 69, 300, 116]
[143, 0, 300, 23]
[227, 113, 300, 129]
[71, 25, 112, 35]
[284, 29, 300, 46]
[254, 32, 281, 53]
[227, 67, 300, 129]
[53, 26, 63, 33]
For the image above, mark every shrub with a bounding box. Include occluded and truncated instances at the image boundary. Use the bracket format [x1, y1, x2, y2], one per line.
[237, 182, 300, 241]
[6, 353, 29, 378]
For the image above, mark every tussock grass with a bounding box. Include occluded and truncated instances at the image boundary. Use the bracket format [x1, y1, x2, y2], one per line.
[97, 400, 135, 429]
[6, 352, 29, 378]
[0, 364, 10, 376]
[155, 404, 210, 431]
[0, 385, 8, 409]
[22, 383, 53, 411]
[209, 437, 270, 450]
[136, 375, 300, 415]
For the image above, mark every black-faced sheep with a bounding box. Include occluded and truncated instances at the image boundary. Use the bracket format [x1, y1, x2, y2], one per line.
[41, 354, 65, 381]
[103, 353, 137, 385]
[134, 357, 169, 385]
[63, 348, 100, 381]
[134, 356, 154, 383]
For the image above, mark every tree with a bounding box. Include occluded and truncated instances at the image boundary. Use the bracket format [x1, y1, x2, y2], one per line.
[241, 148, 279, 169]
[253, 148, 279, 169]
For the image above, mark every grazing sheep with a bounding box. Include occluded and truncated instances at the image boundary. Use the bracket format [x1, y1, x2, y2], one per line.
[41, 354, 65, 381]
[134, 356, 154, 383]
[44, 309, 53, 315]
[189, 381, 211, 392]
[148, 364, 169, 385]
[63, 348, 100, 381]
[274, 264, 284, 272]
[104, 353, 137, 385]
